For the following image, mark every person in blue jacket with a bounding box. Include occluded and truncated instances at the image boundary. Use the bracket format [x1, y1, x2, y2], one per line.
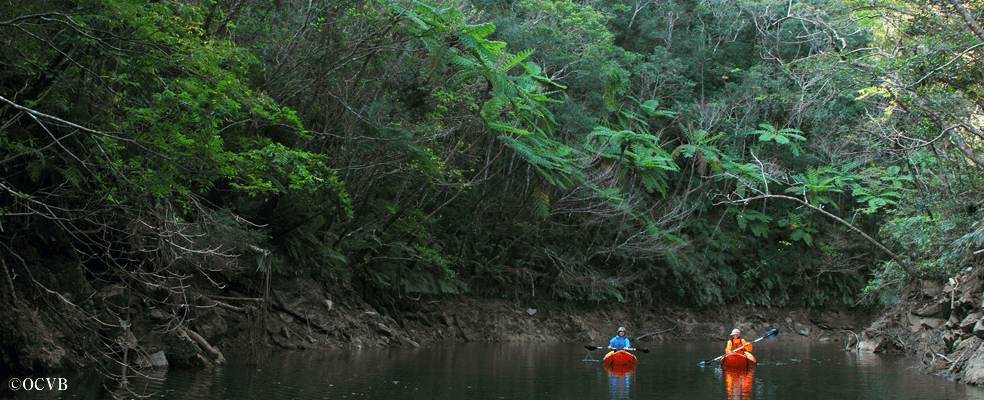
[608, 326, 630, 351]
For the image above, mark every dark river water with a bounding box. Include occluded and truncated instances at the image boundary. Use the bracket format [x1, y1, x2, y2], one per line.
[5, 340, 984, 399]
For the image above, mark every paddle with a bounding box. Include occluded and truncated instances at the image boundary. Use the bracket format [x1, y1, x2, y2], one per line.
[697, 328, 779, 367]
[584, 345, 650, 354]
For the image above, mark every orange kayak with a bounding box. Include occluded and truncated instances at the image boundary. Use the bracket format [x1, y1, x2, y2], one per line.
[604, 350, 638, 365]
[721, 352, 755, 368]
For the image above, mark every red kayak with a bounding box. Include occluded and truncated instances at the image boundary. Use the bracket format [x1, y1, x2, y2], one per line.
[604, 350, 638, 365]
[721, 352, 755, 368]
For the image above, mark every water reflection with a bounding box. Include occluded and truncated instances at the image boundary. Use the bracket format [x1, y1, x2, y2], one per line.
[722, 365, 754, 400]
[109, 369, 167, 399]
[8, 341, 984, 400]
[604, 363, 635, 399]
[852, 350, 884, 367]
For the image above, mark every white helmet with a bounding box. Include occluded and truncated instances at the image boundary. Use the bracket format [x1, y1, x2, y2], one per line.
[731, 329, 741, 336]
[618, 326, 626, 332]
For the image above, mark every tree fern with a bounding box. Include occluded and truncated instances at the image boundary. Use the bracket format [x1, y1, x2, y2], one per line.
[672, 129, 726, 175]
[784, 167, 843, 208]
[751, 123, 807, 156]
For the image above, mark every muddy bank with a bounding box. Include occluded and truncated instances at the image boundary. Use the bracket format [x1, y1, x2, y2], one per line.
[3, 266, 883, 377]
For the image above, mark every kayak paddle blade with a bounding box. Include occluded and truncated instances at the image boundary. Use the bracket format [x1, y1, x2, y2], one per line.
[764, 328, 779, 339]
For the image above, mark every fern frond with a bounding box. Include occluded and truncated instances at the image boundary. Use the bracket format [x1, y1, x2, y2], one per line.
[499, 135, 549, 167]
[670, 144, 686, 159]
[450, 54, 480, 68]
[499, 49, 533, 72]
[488, 121, 532, 136]
[27, 159, 46, 183]
[530, 187, 550, 218]
[640, 171, 670, 194]
[462, 22, 496, 38]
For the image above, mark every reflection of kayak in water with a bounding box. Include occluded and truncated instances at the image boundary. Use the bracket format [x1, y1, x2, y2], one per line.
[604, 350, 637, 365]
[721, 352, 755, 367]
[606, 361, 633, 400]
[723, 364, 755, 399]
[604, 362, 636, 376]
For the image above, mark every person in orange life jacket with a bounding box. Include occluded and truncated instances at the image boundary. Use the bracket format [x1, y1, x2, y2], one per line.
[725, 328, 752, 355]
[609, 326, 630, 351]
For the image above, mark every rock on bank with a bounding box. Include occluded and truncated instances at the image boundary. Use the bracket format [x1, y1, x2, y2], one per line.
[852, 265, 984, 385]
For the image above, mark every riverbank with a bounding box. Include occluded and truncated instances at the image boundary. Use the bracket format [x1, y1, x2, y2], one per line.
[9, 263, 984, 384]
[2, 269, 876, 371]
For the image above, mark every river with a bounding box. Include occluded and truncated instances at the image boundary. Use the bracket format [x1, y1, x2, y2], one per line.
[5, 340, 984, 399]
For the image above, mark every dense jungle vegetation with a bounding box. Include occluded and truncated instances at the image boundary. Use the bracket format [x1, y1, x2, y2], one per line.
[2, 0, 983, 340]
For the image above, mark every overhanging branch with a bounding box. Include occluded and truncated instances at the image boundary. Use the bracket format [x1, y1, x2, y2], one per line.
[727, 194, 918, 277]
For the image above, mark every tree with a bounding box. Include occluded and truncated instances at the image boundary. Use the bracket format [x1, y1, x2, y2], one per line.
[0, 0, 348, 381]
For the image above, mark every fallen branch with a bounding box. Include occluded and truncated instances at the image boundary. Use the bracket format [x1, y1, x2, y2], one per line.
[189, 294, 249, 312]
[948, 345, 973, 374]
[3, 259, 16, 303]
[179, 326, 226, 365]
[636, 326, 676, 340]
[208, 295, 265, 302]
[209, 300, 246, 312]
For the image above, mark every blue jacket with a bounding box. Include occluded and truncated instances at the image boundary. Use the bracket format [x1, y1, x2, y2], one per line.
[609, 335, 630, 350]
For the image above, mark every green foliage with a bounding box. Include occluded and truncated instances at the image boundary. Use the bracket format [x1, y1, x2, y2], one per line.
[778, 211, 818, 245]
[671, 129, 727, 175]
[8, 0, 978, 313]
[731, 208, 773, 237]
[850, 165, 909, 214]
[583, 96, 679, 193]
[879, 212, 971, 278]
[806, 272, 866, 307]
[784, 167, 844, 209]
[751, 123, 806, 156]
[487, 0, 627, 113]
[0, 0, 350, 276]
[400, 1, 577, 188]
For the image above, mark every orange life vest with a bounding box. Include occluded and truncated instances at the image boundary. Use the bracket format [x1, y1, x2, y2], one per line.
[726, 337, 752, 354]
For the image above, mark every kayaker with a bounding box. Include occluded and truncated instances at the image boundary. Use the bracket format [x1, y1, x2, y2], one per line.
[608, 326, 630, 351]
[725, 328, 752, 355]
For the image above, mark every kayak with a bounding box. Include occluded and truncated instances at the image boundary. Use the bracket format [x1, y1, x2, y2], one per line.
[721, 352, 755, 368]
[604, 350, 637, 365]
